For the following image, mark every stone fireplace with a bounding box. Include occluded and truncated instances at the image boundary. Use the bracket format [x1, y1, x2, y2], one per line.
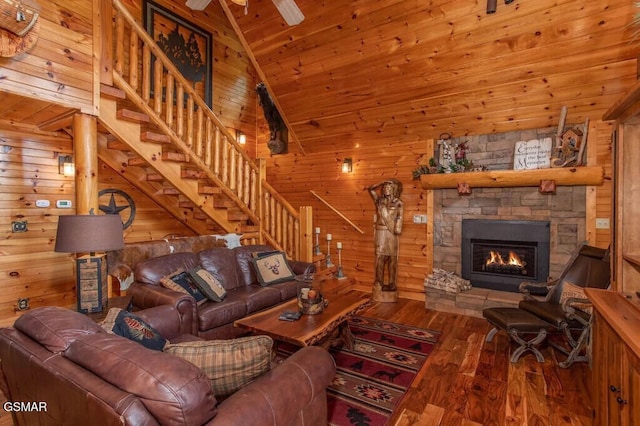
[426, 128, 587, 316]
[461, 219, 550, 292]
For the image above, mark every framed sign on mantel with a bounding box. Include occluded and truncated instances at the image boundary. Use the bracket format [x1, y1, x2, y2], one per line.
[143, 0, 212, 108]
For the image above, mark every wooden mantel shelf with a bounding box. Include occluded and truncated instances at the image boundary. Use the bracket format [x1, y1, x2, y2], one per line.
[419, 166, 604, 190]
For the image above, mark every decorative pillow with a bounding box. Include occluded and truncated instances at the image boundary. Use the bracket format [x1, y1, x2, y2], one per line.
[160, 268, 208, 305]
[251, 251, 296, 286]
[560, 281, 592, 314]
[188, 267, 227, 302]
[101, 308, 168, 351]
[164, 335, 273, 396]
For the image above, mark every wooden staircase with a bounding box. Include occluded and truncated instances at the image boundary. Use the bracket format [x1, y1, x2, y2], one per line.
[98, 88, 254, 236]
[96, 0, 311, 261]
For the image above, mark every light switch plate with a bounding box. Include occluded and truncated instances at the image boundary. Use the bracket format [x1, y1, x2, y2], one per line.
[595, 218, 610, 229]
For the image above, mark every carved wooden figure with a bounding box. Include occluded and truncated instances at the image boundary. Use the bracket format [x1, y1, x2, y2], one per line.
[368, 179, 404, 302]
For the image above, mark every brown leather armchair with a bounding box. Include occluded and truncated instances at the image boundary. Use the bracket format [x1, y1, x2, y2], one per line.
[518, 243, 610, 367]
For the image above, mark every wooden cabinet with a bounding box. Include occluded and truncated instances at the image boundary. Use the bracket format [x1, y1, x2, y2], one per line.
[590, 300, 640, 426]
[588, 81, 640, 426]
[604, 80, 640, 301]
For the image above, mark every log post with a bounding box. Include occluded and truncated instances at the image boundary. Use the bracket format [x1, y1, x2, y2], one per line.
[73, 113, 98, 214]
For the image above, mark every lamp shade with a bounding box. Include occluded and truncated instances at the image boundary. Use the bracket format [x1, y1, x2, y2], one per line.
[54, 215, 125, 253]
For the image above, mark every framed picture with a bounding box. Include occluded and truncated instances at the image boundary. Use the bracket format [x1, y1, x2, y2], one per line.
[144, 0, 212, 108]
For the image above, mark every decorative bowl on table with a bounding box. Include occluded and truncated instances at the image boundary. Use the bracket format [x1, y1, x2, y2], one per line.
[295, 274, 325, 315]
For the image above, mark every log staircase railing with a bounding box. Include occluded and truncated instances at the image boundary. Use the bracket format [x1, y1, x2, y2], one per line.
[105, 0, 307, 260]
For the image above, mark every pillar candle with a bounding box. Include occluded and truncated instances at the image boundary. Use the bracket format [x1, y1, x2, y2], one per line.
[327, 233, 332, 241]
[315, 227, 320, 234]
[337, 242, 342, 249]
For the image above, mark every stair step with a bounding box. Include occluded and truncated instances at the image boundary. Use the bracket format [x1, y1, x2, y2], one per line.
[117, 108, 150, 124]
[227, 210, 249, 221]
[193, 211, 208, 220]
[162, 152, 187, 162]
[163, 187, 181, 195]
[213, 198, 235, 208]
[198, 183, 222, 194]
[100, 84, 126, 100]
[141, 131, 171, 144]
[107, 140, 130, 151]
[146, 173, 164, 182]
[181, 168, 207, 179]
[128, 157, 147, 167]
[239, 225, 260, 233]
[178, 200, 196, 208]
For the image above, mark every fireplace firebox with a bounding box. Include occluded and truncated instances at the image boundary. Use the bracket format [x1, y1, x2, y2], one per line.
[461, 219, 550, 292]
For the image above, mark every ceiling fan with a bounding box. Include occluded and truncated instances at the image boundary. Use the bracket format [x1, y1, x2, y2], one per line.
[185, 0, 304, 26]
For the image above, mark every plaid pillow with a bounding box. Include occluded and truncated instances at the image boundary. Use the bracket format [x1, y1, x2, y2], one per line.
[252, 251, 295, 286]
[101, 308, 168, 351]
[188, 268, 226, 302]
[164, 335, 273, 396]
[160, 268, 208, 305]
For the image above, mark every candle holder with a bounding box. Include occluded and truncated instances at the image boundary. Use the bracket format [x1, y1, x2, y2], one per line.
[336, 243, 346, 280]
[326, 234, 334, 268]
[314, 228, 322, 256]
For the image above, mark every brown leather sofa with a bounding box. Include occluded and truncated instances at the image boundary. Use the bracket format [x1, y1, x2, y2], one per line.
[0, 305, 335, 426]
[129, 244, 315, 340]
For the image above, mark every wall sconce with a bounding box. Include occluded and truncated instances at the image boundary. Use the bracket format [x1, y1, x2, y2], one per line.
[342, 158, 353, 173]
[236, 130, 246, 145]
[58, 154, 74, 177]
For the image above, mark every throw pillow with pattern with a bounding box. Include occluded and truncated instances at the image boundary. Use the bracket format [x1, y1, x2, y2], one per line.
[188, 267, 227, 302]
[252, 251, 295, 286]
[160, 268, 208, 305]
[164, 335, 273, 396]
[101, 308, 168, 351]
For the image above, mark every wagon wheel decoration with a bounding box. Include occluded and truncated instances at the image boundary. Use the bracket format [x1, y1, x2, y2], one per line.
[98, 189, 136, 229]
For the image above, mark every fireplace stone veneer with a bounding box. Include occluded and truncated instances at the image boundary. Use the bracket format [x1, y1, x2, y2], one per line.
[461, 219, 550, 292]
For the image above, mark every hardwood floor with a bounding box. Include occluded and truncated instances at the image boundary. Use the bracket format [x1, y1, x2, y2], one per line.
[0, 297, 594, 426]
[360, 298, 594, 426]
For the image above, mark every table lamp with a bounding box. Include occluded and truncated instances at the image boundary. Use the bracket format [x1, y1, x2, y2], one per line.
[54, 214, 125, 313]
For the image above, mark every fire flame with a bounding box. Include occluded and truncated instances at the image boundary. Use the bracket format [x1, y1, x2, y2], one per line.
[486, 251, 524, 267]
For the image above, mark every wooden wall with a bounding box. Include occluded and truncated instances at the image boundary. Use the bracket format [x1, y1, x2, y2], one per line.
[0, 125, 198, 327]
[259, 140, 433, 299]
[0, 0, 97, 115]
[260, 121, 614, 300]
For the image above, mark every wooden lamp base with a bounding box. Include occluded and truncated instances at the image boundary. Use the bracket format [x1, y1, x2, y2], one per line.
[76, 254, 108, 313]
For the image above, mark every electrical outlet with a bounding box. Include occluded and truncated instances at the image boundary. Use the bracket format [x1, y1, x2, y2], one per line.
[17, 298, 30, 311]
[11, 220, 27, 233]
[413, 214, 427, 224]
[595, 218, 610, 229]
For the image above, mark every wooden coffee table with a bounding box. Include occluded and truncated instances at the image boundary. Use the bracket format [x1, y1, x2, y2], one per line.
[234, 289, 370, 350]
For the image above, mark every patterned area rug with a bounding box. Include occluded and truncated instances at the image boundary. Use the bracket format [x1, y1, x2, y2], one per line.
[277, 316, 441, 426]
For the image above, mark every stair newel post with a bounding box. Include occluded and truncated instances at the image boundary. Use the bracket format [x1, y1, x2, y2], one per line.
[299, 206, 313, 263]
[257, 158, 266, 245]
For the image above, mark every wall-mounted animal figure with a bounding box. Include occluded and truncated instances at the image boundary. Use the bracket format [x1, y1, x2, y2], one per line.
[256, 82, 288, 154]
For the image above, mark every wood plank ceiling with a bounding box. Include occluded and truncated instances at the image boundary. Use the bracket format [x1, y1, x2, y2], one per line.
[221, 0, 640, 154]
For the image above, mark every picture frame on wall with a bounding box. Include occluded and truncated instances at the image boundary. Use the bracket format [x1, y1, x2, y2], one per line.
[143, 0, 212, 108]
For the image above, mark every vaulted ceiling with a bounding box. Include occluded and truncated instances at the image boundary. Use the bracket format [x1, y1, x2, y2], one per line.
[220, 0, 639, 154]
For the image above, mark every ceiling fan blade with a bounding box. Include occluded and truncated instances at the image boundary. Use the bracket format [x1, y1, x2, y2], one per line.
[272, 0, 304, 26]
[185, 0, 212, 10]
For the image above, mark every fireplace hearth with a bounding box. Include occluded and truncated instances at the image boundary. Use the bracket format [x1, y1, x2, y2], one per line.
[461, 219, 550, 292]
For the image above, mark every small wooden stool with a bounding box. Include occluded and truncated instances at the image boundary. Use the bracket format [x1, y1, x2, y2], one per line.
[483, 307, 550, 363]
